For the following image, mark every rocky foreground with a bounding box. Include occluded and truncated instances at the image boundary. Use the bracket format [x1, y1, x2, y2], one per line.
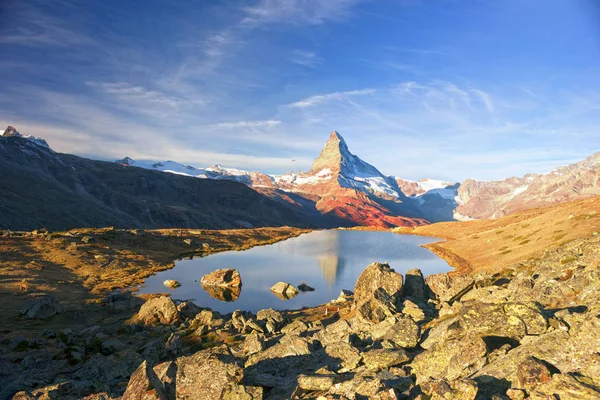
[2, 234, 600, 399]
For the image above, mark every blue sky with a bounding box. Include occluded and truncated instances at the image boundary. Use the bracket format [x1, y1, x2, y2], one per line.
[1, 0, 599, 181]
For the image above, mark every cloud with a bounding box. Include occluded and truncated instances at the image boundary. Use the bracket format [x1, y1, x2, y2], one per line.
[288, 89, 376, 108]
[211, 120, 281, 129]
[243, 0, 362, 25]
[470, 88, 495, 114]
[290, 50, 321, 67]
[87, 82, 195, 109]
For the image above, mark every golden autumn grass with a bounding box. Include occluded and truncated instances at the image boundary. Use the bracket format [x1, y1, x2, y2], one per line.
[0, 226, 309, 332]
[396, 196, 600, 274]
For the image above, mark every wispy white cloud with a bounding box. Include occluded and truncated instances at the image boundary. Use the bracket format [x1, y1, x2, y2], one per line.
[470, 87, 495, 114]
[290, 50, 321, 67]
[211, 120, 281, 129]
[288, 89, 376, 108]
[243, 0, 362, 25]
[87, 82, 197, 109]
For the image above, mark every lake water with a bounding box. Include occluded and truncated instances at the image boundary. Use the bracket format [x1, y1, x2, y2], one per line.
[138, 230, 450, 314]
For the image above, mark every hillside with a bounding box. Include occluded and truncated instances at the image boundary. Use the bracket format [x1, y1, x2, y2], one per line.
[408, 196, 600, 273]
[0, 135, 322, 231]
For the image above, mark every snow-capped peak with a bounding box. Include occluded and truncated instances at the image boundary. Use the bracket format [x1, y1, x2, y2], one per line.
[2, 126, 50, 149]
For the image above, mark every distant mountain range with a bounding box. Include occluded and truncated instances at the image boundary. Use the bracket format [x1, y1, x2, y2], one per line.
[2, 125, 599, 230]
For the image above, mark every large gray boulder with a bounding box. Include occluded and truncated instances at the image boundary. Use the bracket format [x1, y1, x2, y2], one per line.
[20, 297, 64, 319]
[425, 273, 474, 303]
[354, 262, 404, 323]
[176, 345, 262, 399]
[134, 296, 180, 326]
[122, 360, 168, 400]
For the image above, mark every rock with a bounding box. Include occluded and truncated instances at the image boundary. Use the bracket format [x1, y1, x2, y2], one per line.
[528, 373, 600, 399]
[323, 342, 362, 370]
[201, 268, 242, 288]
[384, 314, 421, 348]
[243, 334, 265, 356]
[153, 361, 177, 399]
[122, 360, 168, 400]
[425, 273, 474, 303]
[183, 238, 193, 246]
[246, 334, 311, 366]
[165, 333, 181, 357]
[101, 338, 126, 355]
[333, 289, 354, 303]
[354, 262, 404, 323]
[362, 348, 411, 370]
[298, 283, 315, 292]
[298, 374, 336, 391]
[106, 290, 141, 311]
[313, 319, 353, 346]
[401, 299, 427, 323]
[411, 336, 488, 383]
[81, 236, 95, 244]
[175, 301, 201, 320]
[405, 268, 426, 300]
[506, 388, 526, 400]
[270, 282, 299, 299]
[516, 357, 552, 388]
[257, 308, 285, 333]
[176, 345, 261, 399]
[427, 378, 478, 400]
[134, 296, 180, 326]
[281, 319, 308, 335]
[20, 297, 64, 319]
[163, 280, 181, 289]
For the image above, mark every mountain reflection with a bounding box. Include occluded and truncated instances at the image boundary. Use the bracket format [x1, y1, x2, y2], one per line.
[318, 254, 345, 286]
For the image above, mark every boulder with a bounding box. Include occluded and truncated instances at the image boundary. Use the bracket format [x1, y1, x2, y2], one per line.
[175, 301, 201, 320]
[425, 273, 474, 303]
[297, 283, 315, 292]
[383, 315, 421, 348]
[298, 374, 336, 391]
[200, 268, 242, 288]
[163, 280, 181, 289]
[122, 360, 168, 400]
[354, 262, 404, 323]
[516, 357, 552, 388]
[256, 308, 285, 333]
[20, 297, 64, 319]
[528, 373, 600, 399]
[323, 342, 362, 370]
[362, 348, 411, 370]
[134, 296, 180, 326]
[404, 268, 426, 300]
[176, 345, 261, 399]
[425, 378, 478, 400]
[243, 334, 265, 356]
[411, 336, 488, 382]
[270, 282, 299, 299]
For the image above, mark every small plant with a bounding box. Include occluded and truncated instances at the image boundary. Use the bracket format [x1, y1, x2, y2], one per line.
[560, 256, 577, 264]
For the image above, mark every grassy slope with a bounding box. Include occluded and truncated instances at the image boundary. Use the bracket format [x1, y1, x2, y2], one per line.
[404, 196, 600, 274]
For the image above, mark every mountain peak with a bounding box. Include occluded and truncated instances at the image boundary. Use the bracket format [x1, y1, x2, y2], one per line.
[2, 126, 51, 149]
[310, 130, 351, 174]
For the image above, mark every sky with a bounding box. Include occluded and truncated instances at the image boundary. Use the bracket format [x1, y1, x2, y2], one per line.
[1, 0, 599, 181]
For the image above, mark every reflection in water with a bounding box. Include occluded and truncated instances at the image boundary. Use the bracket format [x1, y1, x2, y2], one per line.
[201, 284, 241, 302]
[138, 230, 451, 314]
[318, 255, 344, 287]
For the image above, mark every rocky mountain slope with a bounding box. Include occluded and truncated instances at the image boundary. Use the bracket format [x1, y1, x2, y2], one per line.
[3, 223, 599, 399]
[0, 129, 323, 231]
[455, 152, 600, 220]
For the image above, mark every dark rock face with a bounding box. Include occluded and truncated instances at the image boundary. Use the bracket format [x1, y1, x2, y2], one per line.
[0, 135, 314, 231]
[20, 297, 64, 319]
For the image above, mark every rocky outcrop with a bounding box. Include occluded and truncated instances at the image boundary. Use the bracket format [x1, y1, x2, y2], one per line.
[133, 297, 181, 326]
[201, 268, 242, 288]
[20, 297, 64, 319]
[354, 262, 404, 322]
[269, 282, 299, 300]
[6, 236, 600, 400]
